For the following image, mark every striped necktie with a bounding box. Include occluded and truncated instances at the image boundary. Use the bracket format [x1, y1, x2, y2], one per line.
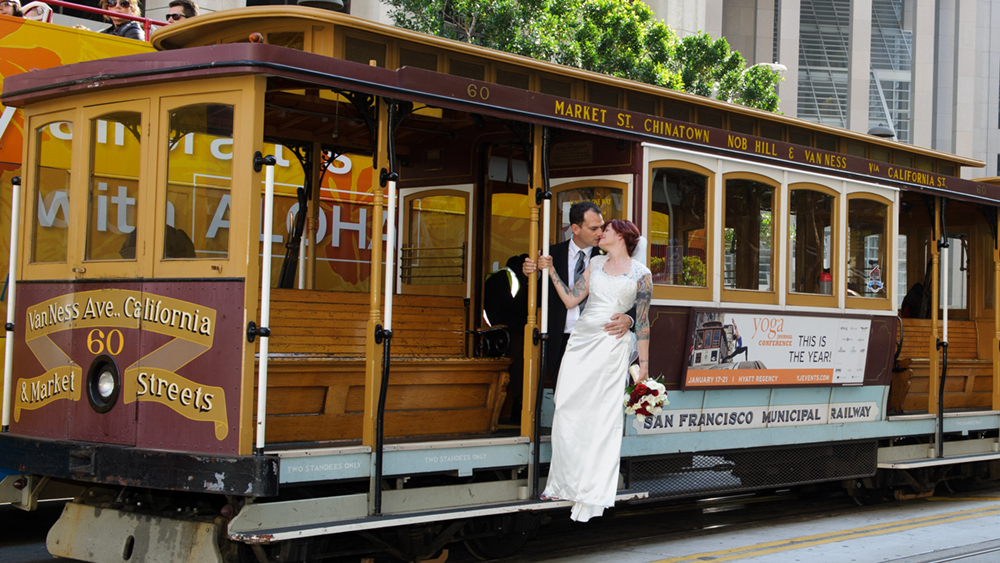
[575, 250, 587, 311]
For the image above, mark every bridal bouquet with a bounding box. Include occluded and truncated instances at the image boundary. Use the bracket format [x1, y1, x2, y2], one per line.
[624, 366, 668, 422]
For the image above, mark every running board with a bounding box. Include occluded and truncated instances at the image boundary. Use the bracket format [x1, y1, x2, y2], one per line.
[878, 451, 1000, 470]
[229, 489, 648, 543]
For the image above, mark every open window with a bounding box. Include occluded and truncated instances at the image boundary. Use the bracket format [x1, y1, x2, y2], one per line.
[786, 183, 838, 307]
[846, 194, 893, 310]
[647, 161, 713, 301]
[721, 173, 779, 304]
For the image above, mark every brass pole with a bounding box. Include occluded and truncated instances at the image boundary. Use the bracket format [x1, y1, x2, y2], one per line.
[929, 198, 941, 414]
[521, 125, 542, 435]
[306, 141, 322, 290]
[363, 99, 388, 448]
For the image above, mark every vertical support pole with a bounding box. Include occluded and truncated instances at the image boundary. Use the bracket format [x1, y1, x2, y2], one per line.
[255, 157, 277, 454]
[365, 100, 388, 515]
[929, 198, 941, 415]
[523, 125, 542, 474]
[994, 212, 1000, 411]
[1, 176, 21, 432]
[306, 142, 322, 290]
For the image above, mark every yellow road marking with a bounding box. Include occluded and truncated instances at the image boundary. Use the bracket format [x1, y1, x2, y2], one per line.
[653, 501, 1000, 563]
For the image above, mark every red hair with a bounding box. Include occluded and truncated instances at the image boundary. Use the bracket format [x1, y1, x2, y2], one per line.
[604, 219, 640, 255]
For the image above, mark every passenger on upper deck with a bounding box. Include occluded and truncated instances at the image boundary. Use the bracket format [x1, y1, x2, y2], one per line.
[0, 0, 23, 17]
[165, 0, 197, 24]
[100, 0, 144, 40]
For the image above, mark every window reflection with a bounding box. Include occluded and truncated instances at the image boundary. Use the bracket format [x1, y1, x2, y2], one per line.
[846, 198, 888, 298]
[554, 185, 624, 242]
[724, 179, 774, 291]
[403, 194, 467, 286]
[87, 113, 141, 261]
[789, 189, 834, 294]
[649, 168, 707, 286]
[164, 104, 234, 259]
[32, 122, 73, 263]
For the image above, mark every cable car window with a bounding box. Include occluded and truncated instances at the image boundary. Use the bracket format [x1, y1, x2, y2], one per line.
[846, 198, 888, 299]
[32, 121, 73, 263]
[164, 103, 233, 259]
[403, 194, 466, 286]
[554, 185, 625, 242]
[649, 167, 708, 287]
[724, 179, 774, 291]
[87, 112, 141, 261]
[789, 188, 834, 295]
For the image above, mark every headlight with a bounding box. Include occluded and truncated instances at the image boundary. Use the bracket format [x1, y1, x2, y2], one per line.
[87, 356, 120, 413]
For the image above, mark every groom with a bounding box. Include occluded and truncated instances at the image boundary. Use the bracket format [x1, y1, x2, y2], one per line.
[524, 201, 634, 383]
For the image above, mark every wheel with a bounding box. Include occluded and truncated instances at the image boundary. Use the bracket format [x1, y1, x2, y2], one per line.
[461, 514, 537, 561]
[850, 478, 886, 506]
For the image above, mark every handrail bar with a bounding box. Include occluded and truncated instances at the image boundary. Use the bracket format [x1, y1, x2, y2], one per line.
[254, 155, 277, 455]
[34, 0, 166, 39]
[0, 176, 21, 432]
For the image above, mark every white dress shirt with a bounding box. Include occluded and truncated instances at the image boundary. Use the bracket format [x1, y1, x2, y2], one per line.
[564, 239, 593, 334]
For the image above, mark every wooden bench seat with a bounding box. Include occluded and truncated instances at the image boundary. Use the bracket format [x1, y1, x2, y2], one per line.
[254, 289, 510, 444]
[891, 318, 994, 413]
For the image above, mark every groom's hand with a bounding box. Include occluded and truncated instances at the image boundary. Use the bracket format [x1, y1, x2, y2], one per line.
[604, 314, 631, 339]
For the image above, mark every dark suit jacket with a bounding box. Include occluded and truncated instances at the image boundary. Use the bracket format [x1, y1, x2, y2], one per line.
[543, 240, 573, 375]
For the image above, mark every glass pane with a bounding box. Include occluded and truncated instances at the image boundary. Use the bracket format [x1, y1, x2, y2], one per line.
[164, 104, 234, 259]
[724, 179, 773, 291]
[404, 194, 466, 285]
[87, 112, 141, 261]
[846, 198, 888, 298]
[489, 192, 529, 276]
[788, 189, 834, 294]
[554, 186, 624, 242]
[939, 235, 968, 310]
[649, 168, 707, 287]
[32, 121, 73, 263]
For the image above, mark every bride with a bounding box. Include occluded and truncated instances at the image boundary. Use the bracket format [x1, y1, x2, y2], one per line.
[536, 219, 652, 522]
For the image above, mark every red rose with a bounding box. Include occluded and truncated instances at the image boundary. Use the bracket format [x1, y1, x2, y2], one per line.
[637, 407, 651, 416]
[635, 384, 649, 396]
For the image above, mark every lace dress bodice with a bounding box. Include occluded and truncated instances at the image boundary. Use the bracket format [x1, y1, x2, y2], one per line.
[584, 255, 650, 316]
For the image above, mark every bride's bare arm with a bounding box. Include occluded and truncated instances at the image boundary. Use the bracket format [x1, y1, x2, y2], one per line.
[549, 264, 589, 309]
[635, 273, 652, 381]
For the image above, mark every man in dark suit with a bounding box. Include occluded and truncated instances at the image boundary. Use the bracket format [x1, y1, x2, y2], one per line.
[524, 201, 634, 383]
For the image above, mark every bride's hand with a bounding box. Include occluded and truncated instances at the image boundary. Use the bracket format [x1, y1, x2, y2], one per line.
[537, 254, 553, 271]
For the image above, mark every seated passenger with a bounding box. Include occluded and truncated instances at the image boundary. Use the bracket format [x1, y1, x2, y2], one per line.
[101, 0, 144, 40]
[0, 0, 23, 18]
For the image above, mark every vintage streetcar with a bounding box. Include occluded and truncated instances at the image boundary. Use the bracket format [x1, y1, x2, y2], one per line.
[2, 7, 1000, 562]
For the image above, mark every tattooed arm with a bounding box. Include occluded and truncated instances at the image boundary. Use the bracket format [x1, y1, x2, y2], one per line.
[634, 272, 652, 382]
[537, 253, 589, 309]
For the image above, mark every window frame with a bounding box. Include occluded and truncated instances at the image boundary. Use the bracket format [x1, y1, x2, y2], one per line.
[646, 159, 714, 302]
[153, 90, 251, 279]
[398, 185, 475, 298]
[785, 182, 839, 308]
[720, 171, 781, 305]
[22, 108, 79, 281]
[80, 99, 152, 279]
[845, 192, 894, 311]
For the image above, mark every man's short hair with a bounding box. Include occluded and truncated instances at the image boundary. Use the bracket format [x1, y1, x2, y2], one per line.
[568, 201, 602, 226]
[168, 0, 197, 17]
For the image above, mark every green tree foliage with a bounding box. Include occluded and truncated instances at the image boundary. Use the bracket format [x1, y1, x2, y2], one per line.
[382, 0, 782, 112]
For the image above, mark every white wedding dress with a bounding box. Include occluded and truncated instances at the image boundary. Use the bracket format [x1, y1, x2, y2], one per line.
[543, 255, 650, 522]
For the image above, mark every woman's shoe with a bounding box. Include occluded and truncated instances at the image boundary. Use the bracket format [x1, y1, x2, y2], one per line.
[540, 493, 560, 501]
